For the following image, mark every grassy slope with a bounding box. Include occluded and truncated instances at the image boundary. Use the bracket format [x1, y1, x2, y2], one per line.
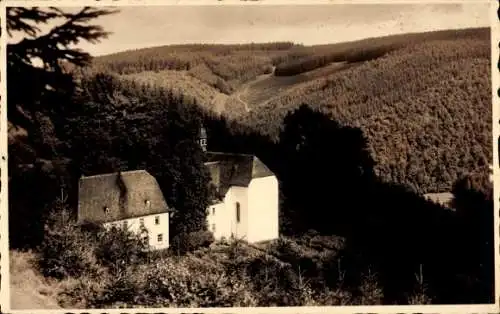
[10, 250, 61, 310]
[121, 70, 229, 113]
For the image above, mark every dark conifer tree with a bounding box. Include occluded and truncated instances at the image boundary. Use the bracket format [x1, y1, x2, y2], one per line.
[7, 7, 118, 249]
[7, 7, 118, 133]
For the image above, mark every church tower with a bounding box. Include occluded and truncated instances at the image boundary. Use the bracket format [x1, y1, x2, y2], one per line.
[198, 125, 207, 152]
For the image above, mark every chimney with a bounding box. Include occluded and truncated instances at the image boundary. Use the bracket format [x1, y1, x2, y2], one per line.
[116, 171, 128, 216]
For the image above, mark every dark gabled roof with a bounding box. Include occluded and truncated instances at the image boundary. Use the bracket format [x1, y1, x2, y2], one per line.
[77, 170, 170, 224]
[204, 152, 275, 198]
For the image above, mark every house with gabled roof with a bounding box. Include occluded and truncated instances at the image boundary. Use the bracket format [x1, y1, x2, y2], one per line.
[200, 128, 279, 243]
[77, 170, 172, 250]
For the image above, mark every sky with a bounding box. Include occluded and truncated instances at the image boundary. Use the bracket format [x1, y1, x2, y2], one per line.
[9, 3, 491, 56]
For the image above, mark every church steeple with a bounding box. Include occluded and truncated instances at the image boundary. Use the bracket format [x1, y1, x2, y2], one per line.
[198, 125, 207, 152]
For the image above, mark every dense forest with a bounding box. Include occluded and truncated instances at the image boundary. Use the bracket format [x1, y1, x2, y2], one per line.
[90, 27, 492, 194]
[7, 8, 494, 308]
[241, 36, 492, 193]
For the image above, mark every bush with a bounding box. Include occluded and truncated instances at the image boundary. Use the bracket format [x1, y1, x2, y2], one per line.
[263, 65, 274, 74]
[58, 275, 110, 308]
[94, 226, 149, 274]
[135, 259, 257, 307]
[171, 230, 215, 255]
[357, 269, 383, 305]
[38, 203, 101, 279]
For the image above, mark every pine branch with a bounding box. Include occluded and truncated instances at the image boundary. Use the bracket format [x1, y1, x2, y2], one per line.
[8, 7, 118, 67]
[6, 6, 118, 129]
[6, 7, 60, 37]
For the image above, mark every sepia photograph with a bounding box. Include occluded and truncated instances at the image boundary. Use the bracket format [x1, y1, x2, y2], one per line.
[2, 1, 498, 312]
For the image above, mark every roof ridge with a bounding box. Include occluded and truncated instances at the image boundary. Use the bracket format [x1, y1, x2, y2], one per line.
[81, 169, 149, 179]
[207, 151, 255, 157]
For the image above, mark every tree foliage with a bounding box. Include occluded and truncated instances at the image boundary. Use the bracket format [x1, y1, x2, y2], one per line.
[239, 33, 491, 194]
[7, 6, 117, 131]
[64, 72, 212, 238]
[92, 42, 295, 94]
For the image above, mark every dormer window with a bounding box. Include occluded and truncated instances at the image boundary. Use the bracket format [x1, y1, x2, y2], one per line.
[145, 200, 151, 208]
[103, 206, 110, 214]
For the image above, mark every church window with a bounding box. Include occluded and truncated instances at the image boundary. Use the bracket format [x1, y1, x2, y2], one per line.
[236, 202, 241, 223]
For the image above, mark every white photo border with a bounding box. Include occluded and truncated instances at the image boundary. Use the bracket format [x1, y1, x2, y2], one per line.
[0, 1, 498, 313]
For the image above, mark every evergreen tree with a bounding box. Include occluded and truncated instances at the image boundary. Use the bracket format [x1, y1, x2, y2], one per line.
[278, 104, 375, 234]
[7, 7, 117, 248]
[7, 6, 117, 132]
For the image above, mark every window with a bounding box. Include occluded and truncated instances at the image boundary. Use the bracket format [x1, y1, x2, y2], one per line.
[155, 216, 160, 225]
[236, 202, 241, 223]
[212, 224, 216, 232]
[139, 218, 145, 227]
[123, 220, 128, 229]
[157, 234, 163, 242]
[212, 207, 215, 215]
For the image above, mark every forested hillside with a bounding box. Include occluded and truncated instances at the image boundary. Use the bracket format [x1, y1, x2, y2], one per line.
[241, 37, 492, 193]
[92, 42, 293, 94]
[92, 27, 491, 194]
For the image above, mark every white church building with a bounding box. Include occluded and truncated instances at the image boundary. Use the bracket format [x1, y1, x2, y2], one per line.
[204, 152, 279, 243]
[200, 126, 279, 243]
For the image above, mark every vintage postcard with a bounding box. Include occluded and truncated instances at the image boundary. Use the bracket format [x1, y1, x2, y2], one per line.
[0, 0, 498, 313]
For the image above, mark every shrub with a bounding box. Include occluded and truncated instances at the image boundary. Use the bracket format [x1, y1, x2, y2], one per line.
[58, 275, 110, 308]
[137, 259, 257, 307]
[407, 265, 433, 305]
[38, 202, 101, 279]
[171, 230, 215, 255]
[94, 226, 149, 274]
[357, 269, 384, 305]
[263, 65, 274, 74]
[314, 287, 353, 305]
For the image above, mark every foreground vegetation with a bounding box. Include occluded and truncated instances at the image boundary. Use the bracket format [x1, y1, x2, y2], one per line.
[14, 162, 493, 308]
[15, 202, 431, 308]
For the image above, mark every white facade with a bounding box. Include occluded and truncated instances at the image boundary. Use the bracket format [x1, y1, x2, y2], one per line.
[206, 175, 279, 243]
[103, 212, 170, 250]
[247, 176, 279, 243]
